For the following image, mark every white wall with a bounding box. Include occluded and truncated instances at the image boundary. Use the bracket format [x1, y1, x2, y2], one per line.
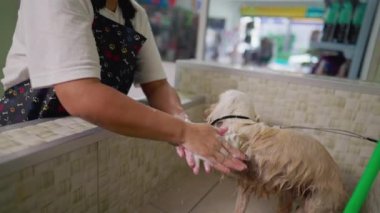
[0, 0, 19, 93]
[209, 0, 242, 30]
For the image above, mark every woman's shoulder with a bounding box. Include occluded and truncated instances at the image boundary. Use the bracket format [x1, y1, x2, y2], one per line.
[130, 0, 148, 17]
[130, 0, 150, 34]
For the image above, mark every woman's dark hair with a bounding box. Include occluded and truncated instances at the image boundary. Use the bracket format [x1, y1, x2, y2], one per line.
[92, 0, 136, 20]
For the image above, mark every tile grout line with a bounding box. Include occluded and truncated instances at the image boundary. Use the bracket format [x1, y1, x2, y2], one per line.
[188, 179, 220, 213]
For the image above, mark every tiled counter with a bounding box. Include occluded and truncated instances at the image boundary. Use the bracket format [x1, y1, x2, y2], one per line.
[0, 94, 205, 212]
[175, 60, 380, 212]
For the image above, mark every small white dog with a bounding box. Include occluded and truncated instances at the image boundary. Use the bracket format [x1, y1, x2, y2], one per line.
[206, 90, 347, 213]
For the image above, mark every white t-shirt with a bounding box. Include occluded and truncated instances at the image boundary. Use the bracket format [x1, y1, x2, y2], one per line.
[1, 0, 166, 90]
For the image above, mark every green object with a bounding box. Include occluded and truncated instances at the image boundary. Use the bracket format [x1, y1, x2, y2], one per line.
[344, 141, 380, 213]
[352, 3, 366, 26]
[338, 1, 353, 25]
[306, 7, 325, 18]
[267, 34, 295, 64]
[325, 2, 341, 24]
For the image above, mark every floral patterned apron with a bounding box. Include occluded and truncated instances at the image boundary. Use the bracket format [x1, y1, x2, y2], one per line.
[0, 4, 146, 126]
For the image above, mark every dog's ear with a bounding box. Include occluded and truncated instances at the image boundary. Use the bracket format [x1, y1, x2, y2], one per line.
[204, 103, 216, 121]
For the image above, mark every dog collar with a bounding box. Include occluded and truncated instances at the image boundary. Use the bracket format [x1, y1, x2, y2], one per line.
[210, 115, 251, 126]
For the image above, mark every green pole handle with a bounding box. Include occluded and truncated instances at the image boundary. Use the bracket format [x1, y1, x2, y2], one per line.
[344, 141, 380, 213]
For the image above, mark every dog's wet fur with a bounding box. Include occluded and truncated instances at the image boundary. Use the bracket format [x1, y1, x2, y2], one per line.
[206, 90, 347, 213]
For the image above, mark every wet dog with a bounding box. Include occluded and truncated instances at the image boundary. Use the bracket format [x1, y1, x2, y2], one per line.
[206, 90, 347, 213]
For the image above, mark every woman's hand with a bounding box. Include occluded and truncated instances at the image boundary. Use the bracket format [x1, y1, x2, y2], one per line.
[175, 114, 212, 175]
[176, 145, 212, 174]
[139, 80, 246, 174]
[180, 123, 247, 174]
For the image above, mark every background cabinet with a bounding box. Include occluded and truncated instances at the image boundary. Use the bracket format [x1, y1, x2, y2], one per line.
[310, 0, 379, 79]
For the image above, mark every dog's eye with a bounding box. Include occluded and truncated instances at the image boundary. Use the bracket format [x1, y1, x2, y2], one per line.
[215, 121, 223, 127]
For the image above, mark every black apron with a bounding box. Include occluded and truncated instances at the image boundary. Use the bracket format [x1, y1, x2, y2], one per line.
[0, 5, 146, 126]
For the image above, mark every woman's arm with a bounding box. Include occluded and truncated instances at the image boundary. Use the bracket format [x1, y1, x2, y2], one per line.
[141, 79, 184, 117]
[56, 78, 184, 143]
[54, 78, 247, 174]
[141, 79, 212, 174]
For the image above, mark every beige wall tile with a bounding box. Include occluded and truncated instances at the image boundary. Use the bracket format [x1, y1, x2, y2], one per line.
[0, 144, 98, 212]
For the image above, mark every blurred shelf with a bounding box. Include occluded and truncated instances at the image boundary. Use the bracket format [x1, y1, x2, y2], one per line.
[310, 41, 356, 59]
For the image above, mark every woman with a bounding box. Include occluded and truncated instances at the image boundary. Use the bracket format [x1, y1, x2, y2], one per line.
[0, 0, 247, 174]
